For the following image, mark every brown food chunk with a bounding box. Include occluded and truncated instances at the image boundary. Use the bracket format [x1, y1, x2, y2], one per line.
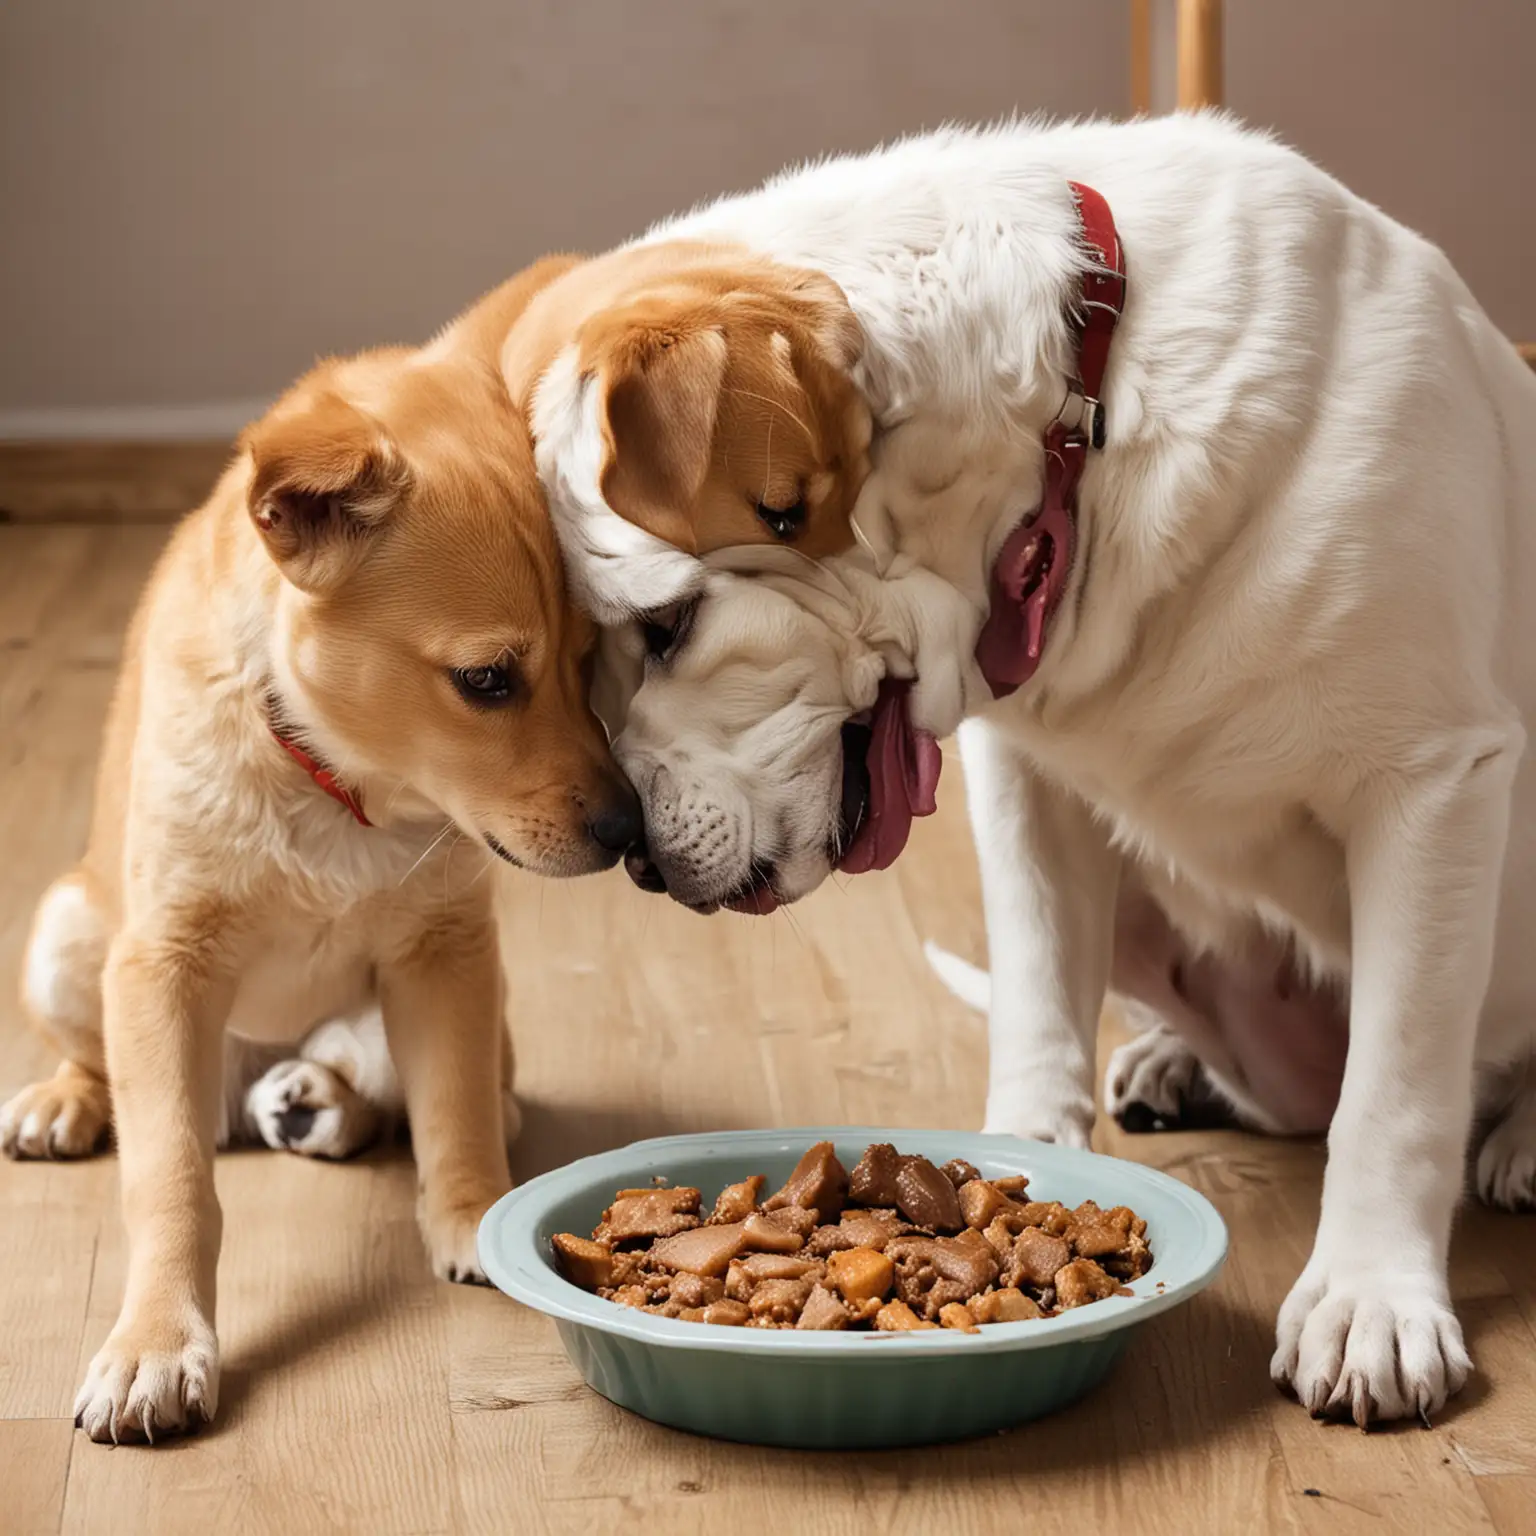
[551, 1233, 614, 1290]
[607, 1284, 648, 1308]
[894, 1156, 965, 1232]
[764, 1206, 817, 1237]
[748, 1277, 814, 1325]
[1004, 1227, 1073, 1290]
[650, 1222, 748, 1277]
[703, 1299, 751, 1326]
[848, 1143, 906, 1207]
[887, 1234, 1001, 1319]
[845, 1295, 883, 1324]
[740, 1211, 807, 1253]
[982, 1210, 1029, 1260]
[807, 1208, 905, 1255]
[1068, 1221, 1126, 1260]
[992, 1175, 1030, 1198]
[670, 1272, 726, 1308]
[738, 1253, 823, 1282]
[1055, 1258, 1121, 1309]
[968, 1287, 1044, 1324]
[825, 1246, 895, 1305]
[1066, 1202, 1152, 1277]
[796, 1284, 851, 1331]
[939, 1302, 981, 1333]
[874, 1299, 937, 1331]
[601, 1187, 702, 1243]
[709, 1175, 765, 1225]
[1017, 1201, 1072, 1237]
[940, 1158, 983, 1189]
[763, 1141, 849, 1222]
[958, 1179, 1020, 1232]
[1105, 1229, 1153, 1280]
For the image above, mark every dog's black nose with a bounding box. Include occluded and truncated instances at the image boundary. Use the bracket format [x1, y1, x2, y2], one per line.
[625, 844, 668, 893]
[588, 787, 644, 854]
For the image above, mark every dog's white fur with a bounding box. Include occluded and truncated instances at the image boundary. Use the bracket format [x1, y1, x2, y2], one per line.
[532, 114, 1536, 1424]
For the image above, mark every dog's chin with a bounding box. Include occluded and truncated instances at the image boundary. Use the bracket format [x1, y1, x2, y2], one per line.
[482, 832, 621, 879]
[676, 844, 833, 917]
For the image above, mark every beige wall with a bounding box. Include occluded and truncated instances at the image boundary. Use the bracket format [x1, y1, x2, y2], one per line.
[0, 2, 1530, 436]
[0, 1, 1126, 433]
[1227, 0, 1535, 345]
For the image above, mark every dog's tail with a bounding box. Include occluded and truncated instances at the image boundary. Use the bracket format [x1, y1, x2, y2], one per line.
[922, 941, 992, 1012]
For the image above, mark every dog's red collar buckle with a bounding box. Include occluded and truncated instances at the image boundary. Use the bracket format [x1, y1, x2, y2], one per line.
[975, 181, 1126, 700]
[267, 706, 371, 827]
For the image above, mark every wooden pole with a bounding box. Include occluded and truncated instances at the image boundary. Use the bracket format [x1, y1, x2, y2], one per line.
[1176, 0, 1224, 109]
[1130, 0, 1153, 114]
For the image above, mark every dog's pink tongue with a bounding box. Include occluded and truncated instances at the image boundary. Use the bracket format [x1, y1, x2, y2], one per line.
[838, 679, 942, 876]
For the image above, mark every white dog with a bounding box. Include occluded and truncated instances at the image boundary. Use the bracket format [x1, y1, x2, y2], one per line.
[516, 114, 1536, 1426]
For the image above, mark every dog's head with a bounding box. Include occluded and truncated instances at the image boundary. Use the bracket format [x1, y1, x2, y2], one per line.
[596, 550, 957, 915]
[505, 241, 874, 623]
[243, 323, 639, 877]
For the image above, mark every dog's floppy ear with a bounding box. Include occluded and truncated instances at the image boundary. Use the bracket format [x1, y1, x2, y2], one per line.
[596, 324, 728, 553]
[243, 392, 408, 593]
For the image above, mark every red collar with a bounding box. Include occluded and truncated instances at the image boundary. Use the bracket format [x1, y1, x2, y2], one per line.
[974, 181, 1126, 698]
[266, 700, 372, 827]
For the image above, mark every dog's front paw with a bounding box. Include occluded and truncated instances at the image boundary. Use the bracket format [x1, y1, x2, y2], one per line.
[1476, 1111, 1536, 1210]
[982, 1080, 1094, 1148]
[420, 1196, 503, 1285]
[1104, 1028, 1198, 1131]
[1, 1072, 111, 1159]
[74, 1315, 219, 1444]
[247, 1059, 378, 1160]
[1271, 1266, 1469, 1425]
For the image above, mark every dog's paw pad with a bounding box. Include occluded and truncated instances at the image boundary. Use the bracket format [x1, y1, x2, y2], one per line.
[247, 1059, 373, 1160]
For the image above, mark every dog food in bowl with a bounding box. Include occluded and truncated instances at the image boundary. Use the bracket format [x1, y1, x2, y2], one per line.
[550, 1141, 1150, 1331]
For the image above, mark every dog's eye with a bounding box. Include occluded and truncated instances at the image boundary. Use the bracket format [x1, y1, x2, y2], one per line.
[756, 497, 806, 541]
[642, 600, 697, 662]
[451, 662, 518, 707]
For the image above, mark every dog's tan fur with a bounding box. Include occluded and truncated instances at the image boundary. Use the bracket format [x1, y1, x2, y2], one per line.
[3, 262, 635, 1443]
[502, 241, 871, 561]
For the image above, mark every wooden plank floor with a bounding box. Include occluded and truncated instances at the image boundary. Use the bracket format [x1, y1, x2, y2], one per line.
[2, 521, 1535, 1534]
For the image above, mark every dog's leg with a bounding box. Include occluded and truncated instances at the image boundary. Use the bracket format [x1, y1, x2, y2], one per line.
[960, 718, 1119, 1146]
[1476, 1061, 1536, 1210]
[2, 872, 113, 1159]
[1272, 730, 1521, 1424]
[74, 924, 232, 1443]
[378, 913, 511, 1283]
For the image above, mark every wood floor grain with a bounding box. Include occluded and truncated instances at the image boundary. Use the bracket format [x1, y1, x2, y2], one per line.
[2, 521, 1534, 1534]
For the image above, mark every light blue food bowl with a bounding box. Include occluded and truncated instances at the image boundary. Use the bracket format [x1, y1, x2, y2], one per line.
[479, 1127, 1227, 1449]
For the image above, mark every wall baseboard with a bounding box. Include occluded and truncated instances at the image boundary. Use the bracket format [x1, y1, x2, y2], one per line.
[0, 399, 267, 444]
[0, 440, 233, 523]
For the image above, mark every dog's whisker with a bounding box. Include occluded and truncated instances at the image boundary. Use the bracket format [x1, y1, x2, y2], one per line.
[722, 386, 813, 442]
[396, 820, 455, 887]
